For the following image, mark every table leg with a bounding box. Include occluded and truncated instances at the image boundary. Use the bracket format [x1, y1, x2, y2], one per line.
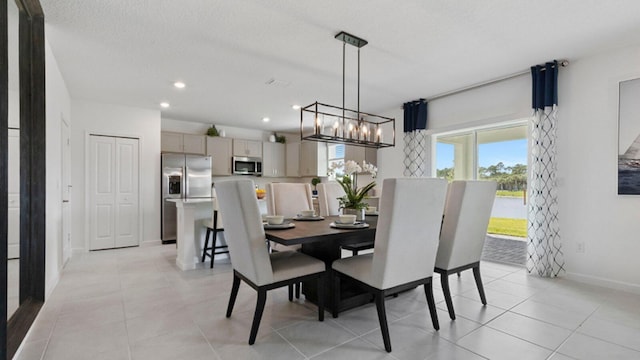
[301, 240, 373, 315]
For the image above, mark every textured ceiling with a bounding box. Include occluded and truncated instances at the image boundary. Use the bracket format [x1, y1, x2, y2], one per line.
[40, 0, 640, 132]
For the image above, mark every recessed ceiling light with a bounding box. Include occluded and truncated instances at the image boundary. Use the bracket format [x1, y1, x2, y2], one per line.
[160, 102, 170, 108]
[292, 105, 301, 110]
[262, 117, 270, 122]
[174, 82, 186, 89]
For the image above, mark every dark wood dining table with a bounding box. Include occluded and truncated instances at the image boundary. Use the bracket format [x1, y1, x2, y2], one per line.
[264, 215, 378, 315]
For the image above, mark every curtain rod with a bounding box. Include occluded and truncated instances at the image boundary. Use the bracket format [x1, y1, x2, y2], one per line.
[411, 59, 569, 104]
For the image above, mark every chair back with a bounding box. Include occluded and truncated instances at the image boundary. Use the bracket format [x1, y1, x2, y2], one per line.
[212, 188, 223, 229]
[316, 182, 345, 216]
[215, 179, 273, 286]
[435, 180, 497, 270]
[371, 178, 447, 289]
[266, 183, 313, 218]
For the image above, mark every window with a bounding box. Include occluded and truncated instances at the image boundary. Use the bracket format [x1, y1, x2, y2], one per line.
[435, 124, 527, 183]
[435, 123, 529, 238]
[327, 143, 345, 179]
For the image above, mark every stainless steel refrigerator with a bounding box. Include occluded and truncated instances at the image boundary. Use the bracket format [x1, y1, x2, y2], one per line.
[161, 154, 212, 243]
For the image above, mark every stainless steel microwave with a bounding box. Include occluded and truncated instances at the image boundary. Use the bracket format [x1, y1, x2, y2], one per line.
[232, 156, 262, 176]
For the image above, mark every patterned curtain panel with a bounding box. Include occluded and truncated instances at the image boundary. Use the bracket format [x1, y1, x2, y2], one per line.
[528, 61, 565, 277]
[403, 99, 428, 177]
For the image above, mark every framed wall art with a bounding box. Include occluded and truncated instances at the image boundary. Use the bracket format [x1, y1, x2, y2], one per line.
[618, 78, 640, 195]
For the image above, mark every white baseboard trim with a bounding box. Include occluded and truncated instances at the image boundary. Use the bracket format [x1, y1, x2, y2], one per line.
[565, 271, 640, 295]
[72, 247, 87, 255]
[45, 271, 60, 300]
[141, 239, 162, 247]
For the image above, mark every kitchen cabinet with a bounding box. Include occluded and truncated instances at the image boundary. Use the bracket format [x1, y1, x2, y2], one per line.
[233, 139, 262, 158]
[262, 142, 285, 177]
[300, 141, 328, 177]
[161, 131, 206, 155]
[161, 132, 183, 153]
[183, 134, 206, 155]
[206, 136, 233, 175]
[344, 144, 377, 166]
[286, 142, 300, 177]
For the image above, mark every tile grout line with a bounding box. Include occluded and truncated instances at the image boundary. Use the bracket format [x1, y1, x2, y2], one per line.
[553, 303, 640, 356]
[272, 328, 310, 360]
[194, 321, 225, 360]
[117, 252, 135, 360]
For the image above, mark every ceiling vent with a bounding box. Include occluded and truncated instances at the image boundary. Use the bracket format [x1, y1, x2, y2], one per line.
[265, 78, 290, 87]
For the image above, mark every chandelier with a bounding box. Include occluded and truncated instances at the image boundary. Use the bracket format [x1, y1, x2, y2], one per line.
[300, 31, 395, 149]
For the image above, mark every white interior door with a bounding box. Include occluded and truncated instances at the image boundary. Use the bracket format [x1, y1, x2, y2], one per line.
[8, 129, 20, 259]
[89, 135, 139, 250]
[115, 137, 139, 247]
[61, 119, 71, 263]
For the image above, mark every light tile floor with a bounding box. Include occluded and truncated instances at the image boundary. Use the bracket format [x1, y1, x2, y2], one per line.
[14, 245, 640, 360]
[8, 258, 19, 320]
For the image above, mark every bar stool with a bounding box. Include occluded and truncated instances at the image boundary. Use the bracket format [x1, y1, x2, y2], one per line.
[202, 198, 228, 268]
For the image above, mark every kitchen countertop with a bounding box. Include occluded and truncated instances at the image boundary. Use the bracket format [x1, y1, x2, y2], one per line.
[167, 198, 214, 204]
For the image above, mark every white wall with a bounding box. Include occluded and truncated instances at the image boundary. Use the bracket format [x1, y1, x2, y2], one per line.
[162, 117, 273, 141]
[378, 75, 531, 182]
[71, 100, 161, 251]
[45, 39, 71, 296]
[378, 46, 640, 293]
[558, 46, 640, 292]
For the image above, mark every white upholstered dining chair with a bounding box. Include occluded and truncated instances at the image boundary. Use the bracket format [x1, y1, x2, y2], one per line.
[316, 182, 344, 217]
[266, 182, 314, 218]
[266, 182, 314, 299]
[215, 179, 326, 345]
[434, 180, 497, 320]
[265, 182, 313, 253]
[332, 178, 448, 353]
[317, 182, 374, 256]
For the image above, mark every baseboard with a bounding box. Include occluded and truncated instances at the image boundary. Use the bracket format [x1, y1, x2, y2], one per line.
[565, 271, 640, 295]
[141, 239, 162, 247]
[45, 271, 60, 299]
[72, 247, 87, 256]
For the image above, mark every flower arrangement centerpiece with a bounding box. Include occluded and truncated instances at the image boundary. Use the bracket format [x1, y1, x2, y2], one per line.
[329, 160, 377, 220]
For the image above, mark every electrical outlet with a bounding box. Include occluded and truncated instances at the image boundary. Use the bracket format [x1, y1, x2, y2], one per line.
[576, 242, 585, 253]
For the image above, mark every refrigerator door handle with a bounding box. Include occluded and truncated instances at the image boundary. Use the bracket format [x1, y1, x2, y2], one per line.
[183, 166, 188, 198]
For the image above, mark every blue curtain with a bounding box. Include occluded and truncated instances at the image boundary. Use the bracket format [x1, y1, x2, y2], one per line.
[531, 60, 558, 110]
[403, 99, 427, 133]
[403, 99, 429, 176]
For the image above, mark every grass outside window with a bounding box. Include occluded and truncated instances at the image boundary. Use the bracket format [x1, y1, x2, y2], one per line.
[487, 217, 527, 238]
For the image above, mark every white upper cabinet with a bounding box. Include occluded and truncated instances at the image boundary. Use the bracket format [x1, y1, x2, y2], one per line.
[263, 142, 285, 177]
[206, 137, 233, 176]
[233, 139, 262, 158]
[300, 141, 328, 177]
[286, 142, 301, 177]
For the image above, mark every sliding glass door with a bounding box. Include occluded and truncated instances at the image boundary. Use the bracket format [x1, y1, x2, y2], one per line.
[435, 123, 528, 239]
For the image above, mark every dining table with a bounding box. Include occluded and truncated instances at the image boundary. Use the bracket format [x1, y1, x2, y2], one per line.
[264, 215, 378, 316]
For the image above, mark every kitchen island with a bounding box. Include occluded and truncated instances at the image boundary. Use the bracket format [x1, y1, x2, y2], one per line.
[167, 198, 213, 270]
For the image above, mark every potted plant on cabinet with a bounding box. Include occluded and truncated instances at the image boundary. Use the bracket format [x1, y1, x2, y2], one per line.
[311, 177, 321, 195]
[206, 125, 219, 137]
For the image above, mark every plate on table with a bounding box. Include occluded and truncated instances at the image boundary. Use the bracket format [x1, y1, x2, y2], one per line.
[294, 215, 325, 221]
[330, 221, 370, 229]
[264, 222, 295, 230]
